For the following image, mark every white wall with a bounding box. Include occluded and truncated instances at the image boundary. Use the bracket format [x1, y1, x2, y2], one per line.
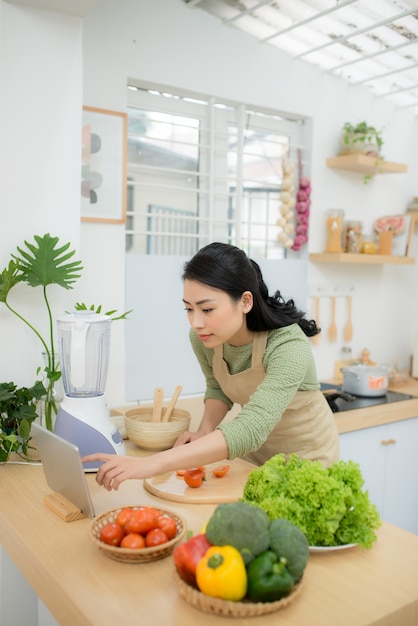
[0, 1, 83, 387]
[79, 0, 418, 406]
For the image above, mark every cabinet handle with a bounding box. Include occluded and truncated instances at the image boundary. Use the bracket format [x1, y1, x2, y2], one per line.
[381, 438, 397, 446]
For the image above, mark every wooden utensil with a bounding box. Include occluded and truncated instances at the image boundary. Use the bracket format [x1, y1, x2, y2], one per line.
[151, 387, 164, 422]
[328, 296, 337, 343]
[162, 385, 183, 422]
[344, 295, 353, 342]
[311, 296, 321, 345]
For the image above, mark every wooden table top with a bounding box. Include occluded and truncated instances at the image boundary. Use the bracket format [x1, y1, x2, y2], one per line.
[1, 450, 418, 626]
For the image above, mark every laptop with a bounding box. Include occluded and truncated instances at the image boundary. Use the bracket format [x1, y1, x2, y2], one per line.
[32, 422, 96, 518]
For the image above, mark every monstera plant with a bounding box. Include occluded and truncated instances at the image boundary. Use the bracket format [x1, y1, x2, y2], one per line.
[0, 234, 83, 431]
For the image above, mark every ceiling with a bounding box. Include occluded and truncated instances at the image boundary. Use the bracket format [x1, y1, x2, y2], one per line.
[6, 0, 418, 115]
[5, 0, 100, 17]
[183, 0, 418, 116]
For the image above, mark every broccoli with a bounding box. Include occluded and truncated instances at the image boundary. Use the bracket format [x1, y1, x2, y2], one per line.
[268, 518, 309, 583]
[205, 501, 270, 565]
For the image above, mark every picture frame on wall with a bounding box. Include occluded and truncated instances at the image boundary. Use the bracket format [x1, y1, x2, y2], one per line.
[81, 106, 128, 223]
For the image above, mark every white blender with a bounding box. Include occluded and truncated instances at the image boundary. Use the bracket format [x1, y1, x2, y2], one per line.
[54, 311, 125, 471]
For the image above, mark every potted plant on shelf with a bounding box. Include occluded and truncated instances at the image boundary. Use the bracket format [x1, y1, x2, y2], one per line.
[338, 121, 385, 184]
[339, 121, 384, 157]
[0, 380, 46, 462]
[0, 234, 83, 431]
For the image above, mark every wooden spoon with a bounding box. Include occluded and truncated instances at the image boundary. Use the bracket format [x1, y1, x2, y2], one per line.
[151, 387, 164, 422]
[328, 296, 337, 343]
[311, 296, 321, 345]
[344, 295, 353, 342]
[162, 385, 183, 422]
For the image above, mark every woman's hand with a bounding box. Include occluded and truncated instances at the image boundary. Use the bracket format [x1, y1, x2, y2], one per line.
[82, 454, 155, 491]
[173, 430, 206, 447]
[83, 430, 229, 492]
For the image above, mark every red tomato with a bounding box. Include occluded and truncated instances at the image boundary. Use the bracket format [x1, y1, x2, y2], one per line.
[115, 507, 134, 528]
[143, 506, 161, 522]
[184, 468, 205, 488]
[125, 508, 158, 535]
[177, 466, 205, 477]
[156, 515, 177, 540]
[99, 523, 124, 547]
[120, 533, 146, 549]
[145, 528, 168, 547]
[212, 464, 230, 478]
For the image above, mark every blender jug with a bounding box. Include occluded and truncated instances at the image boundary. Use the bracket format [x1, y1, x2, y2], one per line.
[58, 311, 111, 396]
[54, 311, 125, 470]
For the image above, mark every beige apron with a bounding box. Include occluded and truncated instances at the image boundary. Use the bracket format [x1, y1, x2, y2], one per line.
[213, 332, 340, 468]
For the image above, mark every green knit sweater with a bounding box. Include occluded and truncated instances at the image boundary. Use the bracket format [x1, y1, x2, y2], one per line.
[189, 324, 320, 459]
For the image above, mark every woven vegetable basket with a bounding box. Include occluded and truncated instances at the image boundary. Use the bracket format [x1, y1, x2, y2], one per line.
[91, 505, 187, 563]
[174, 570, 303, 617]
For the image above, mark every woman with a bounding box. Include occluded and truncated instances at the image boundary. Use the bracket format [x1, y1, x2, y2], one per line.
[84, 243, 339, 491]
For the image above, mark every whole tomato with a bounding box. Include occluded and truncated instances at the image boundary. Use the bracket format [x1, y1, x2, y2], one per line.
[125, 508, 158, 535]
[145, 528, 168, 547]
[115, 507, 134, 528]
[99, 523, 124, 547]
[156, 515, 177, 540]
[143, 506, 162, 522]
[121, 533, 146, 549]
[184, 467, 205, 488]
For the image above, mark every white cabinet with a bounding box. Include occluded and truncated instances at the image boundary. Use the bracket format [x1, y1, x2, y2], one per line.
[339, 417, 418, 535]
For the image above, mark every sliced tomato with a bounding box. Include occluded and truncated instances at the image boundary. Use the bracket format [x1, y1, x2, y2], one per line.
[176, 469, 186, 476]
[212, 464, 230, 478]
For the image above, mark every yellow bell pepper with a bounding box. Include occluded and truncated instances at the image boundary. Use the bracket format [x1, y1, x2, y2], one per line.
[196, 545, 247, 602]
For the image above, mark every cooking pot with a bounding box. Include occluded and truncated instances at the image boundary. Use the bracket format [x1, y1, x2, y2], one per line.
[341, 363, 391, 397]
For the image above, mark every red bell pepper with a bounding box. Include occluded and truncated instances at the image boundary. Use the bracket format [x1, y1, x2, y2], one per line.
[173, 533, 212, 587]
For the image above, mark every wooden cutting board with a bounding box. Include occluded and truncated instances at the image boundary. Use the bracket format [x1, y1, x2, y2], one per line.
[143, 458, 256, 504]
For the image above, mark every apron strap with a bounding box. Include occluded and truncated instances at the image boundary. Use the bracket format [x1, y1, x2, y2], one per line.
[251, 331, 268, 367]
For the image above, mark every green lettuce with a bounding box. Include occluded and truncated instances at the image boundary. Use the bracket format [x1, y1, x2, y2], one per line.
[242, 454, 381, 548]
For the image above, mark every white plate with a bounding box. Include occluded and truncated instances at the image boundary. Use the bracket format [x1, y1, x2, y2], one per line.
[309, 543, 357, 553]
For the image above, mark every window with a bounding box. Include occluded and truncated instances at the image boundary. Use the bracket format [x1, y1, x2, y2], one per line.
[126, 81, 310, 258]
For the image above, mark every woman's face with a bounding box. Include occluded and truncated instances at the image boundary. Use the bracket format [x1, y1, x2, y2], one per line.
[183, 279, 253, 347]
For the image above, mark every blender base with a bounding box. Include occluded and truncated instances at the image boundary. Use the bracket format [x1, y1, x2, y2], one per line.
[54, 396, 125, 472]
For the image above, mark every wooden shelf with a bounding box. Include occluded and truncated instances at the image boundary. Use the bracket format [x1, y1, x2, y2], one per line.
[326, 154, 408, 175]
[309, 253, 415, 265]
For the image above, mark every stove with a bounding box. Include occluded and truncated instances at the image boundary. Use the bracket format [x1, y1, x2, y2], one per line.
[320, 383, 414, 413]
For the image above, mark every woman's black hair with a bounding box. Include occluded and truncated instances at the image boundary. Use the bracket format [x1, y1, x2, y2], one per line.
[182, 242, 320, 338]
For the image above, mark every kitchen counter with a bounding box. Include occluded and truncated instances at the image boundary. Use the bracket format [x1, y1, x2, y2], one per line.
[327, 377, 418, 435]
[113, 379, 418, 438]
[1, 449, 418, 626]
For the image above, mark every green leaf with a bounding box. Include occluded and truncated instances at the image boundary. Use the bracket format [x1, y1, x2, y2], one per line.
[0, 261, 24, 303]
[72, 302, 132, 321]
[17, 417, 33, 440]
[12, 233, 83, 290]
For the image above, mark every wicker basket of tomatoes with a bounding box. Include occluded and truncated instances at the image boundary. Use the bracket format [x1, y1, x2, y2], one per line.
[91, 505, 187, 563]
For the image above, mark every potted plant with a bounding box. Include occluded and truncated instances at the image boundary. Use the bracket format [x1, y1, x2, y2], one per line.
[339, 121, 384, 157]
[0, 380, 46, 462]
[0, 234, 83, 431]
[0, 234, 132, 434]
